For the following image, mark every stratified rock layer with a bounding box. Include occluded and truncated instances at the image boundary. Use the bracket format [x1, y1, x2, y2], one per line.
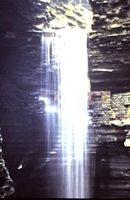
[88, 0, 130, 198]
[88, 0, 130, 91]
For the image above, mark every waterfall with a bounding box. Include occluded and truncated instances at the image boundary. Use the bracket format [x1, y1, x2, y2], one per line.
[40, 28, 90, 198]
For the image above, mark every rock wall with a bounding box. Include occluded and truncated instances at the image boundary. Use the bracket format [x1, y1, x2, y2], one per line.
[88, 0, 130, 198]
[88, 0, 130, 91]
[0, 133, 14, 198]
[89, 91, 130, 125]
[0, 0, 51, 197]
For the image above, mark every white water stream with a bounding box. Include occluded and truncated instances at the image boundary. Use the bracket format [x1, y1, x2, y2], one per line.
[40, 28, 90, 198]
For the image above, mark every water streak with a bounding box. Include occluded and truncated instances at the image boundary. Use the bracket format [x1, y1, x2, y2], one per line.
[40, 28, 90, 198]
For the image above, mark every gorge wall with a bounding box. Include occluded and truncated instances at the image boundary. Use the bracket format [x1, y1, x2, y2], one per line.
[88, 0, 130, 198]
[88, 0, 130, 91]
[0, 0, 130, 198]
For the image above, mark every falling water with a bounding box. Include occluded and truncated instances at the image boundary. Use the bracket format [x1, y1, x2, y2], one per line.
[40, 28, 90, 198]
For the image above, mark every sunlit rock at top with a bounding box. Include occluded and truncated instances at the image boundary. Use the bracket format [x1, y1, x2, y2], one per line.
[34, 0, 93, 31]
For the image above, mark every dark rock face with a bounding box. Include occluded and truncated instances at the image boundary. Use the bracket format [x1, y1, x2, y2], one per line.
[88, 0, 130, 198]
[0, 0, 49, 198]
[0, 133, 15, 198]
[88, 0, 130, 91]
[88, 91, 130, 198]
